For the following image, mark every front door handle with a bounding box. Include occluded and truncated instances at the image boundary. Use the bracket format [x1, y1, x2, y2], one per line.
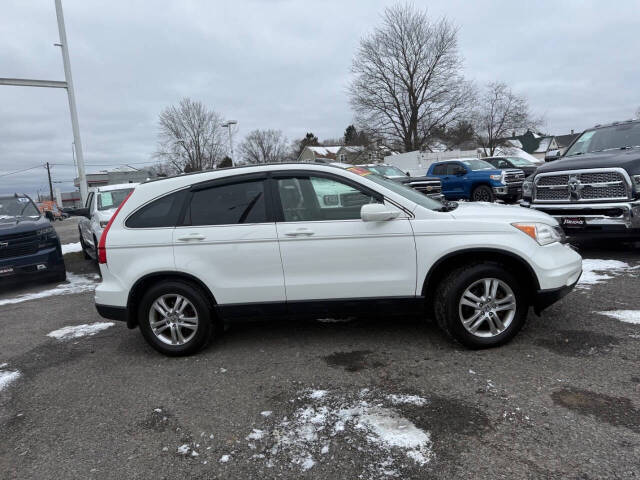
[177, 233, 206, 241]
[284, 228, 315, 237]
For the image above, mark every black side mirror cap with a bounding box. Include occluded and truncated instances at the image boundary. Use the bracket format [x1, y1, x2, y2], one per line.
[69, 207, 90, 218]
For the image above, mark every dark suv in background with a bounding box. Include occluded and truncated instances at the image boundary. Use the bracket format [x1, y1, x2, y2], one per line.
[522, 119, 640, 239]
[0, 194, 66, 283]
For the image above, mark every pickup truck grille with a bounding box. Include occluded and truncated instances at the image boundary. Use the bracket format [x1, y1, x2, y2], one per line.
[408, 180, 441, 194]
[504, 171, 525, 185]
[0, 231, 40, 259]
[533, 169, 630, 203]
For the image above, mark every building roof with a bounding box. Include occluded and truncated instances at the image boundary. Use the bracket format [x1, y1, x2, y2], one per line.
[533, 137, 553, 153]
[554, 133, 580, 148]
[307, 146, 341, 156]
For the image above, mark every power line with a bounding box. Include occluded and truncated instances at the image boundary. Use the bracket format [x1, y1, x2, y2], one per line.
[51, 160, 158, 167]
[0, 164, 45, 178]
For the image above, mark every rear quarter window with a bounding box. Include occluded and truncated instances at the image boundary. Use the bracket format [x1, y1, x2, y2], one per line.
[125, 189, 188, 228]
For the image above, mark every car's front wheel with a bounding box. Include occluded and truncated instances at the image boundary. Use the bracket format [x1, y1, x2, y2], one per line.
[471, 185, 495, 202]
[138, 281, 213, 356]
[433, 263, 527, 348]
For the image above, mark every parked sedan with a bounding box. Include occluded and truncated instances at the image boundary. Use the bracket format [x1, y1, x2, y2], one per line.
[483, 156, 540, 177]
[72, 183, 138, 259]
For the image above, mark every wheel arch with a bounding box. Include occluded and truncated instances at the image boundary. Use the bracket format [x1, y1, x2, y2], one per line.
[126, 271, 218, 329]
[422, 248, 540, 309]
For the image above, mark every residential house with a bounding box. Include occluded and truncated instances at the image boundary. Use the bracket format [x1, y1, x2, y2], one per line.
[503, 130, 560, 160]
[297, 146, 341, 163]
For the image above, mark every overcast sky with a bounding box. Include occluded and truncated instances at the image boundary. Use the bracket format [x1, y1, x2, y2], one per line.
[1, 0, 639, 196]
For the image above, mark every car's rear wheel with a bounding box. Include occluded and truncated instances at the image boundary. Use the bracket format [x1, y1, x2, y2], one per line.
[79, 229, 91, 259]
[433, 263, 527, 348]
[138, 281, 213, 356]
[471, 185, 494, 202]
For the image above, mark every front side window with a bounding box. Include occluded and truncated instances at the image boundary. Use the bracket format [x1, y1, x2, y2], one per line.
[98, 188, 134, 211]
[277, 175, 380, 222]
[446, 163, 465, 175]
[187, 180, 266, 226]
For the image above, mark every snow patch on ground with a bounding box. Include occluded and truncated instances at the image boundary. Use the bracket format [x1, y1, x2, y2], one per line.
[61, 242, 82, 255]
[219, 454, 230, 463]
[386, 394, 429, 406]
[578, 259, 632, 289]
[250, 389, 433, 476]
[0, 273, 98, 306]
[597, 310, 640, 325]
[47, 322, 114, 340]
[0, 366, 21, 392]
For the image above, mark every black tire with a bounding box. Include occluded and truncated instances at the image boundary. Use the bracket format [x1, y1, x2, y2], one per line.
[433, 262, 527, 349]
[138, 281, 214, 356]
[51, 270, 67, 283]
[79, 230, 91, 259]
[471, 185, 495, 202]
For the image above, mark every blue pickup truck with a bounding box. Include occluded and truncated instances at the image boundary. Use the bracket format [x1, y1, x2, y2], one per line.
[427, 158, 525, 202]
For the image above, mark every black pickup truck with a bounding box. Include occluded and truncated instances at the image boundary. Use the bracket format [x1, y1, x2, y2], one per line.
[347, 164, 444, 200]
[521, 119, 640, 239]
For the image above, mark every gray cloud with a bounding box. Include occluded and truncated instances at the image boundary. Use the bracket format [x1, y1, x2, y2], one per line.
[1, 0, 639, 195]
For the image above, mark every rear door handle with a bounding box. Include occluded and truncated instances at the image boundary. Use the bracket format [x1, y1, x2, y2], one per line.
[284, 228, 315, 237]
[177, 233, 206, 241]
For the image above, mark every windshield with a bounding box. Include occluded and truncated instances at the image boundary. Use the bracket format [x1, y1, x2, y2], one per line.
[505, 157, 533, 167]
[361, 173, 443, 211]
[0, 197, 41, 219]
[97, 188, 134, 211]
[461, 159, 495, 171]
[565, 123, 640, 156]
[366, 165, 406, 177]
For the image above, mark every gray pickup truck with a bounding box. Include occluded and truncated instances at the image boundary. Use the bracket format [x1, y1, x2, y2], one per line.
[521, 119, 640, 239]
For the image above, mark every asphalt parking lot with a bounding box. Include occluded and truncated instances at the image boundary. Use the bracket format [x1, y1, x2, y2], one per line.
[0, 218, 639, 479]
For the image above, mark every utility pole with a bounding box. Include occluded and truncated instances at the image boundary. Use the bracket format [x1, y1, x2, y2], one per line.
[46, 163, 54, 202]
[54, 0, 87, 204]
[0, 0, 88, 204]
[221, 120, 238, 166]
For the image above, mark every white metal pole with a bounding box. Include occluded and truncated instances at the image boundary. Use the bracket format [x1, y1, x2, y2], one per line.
[229, 127, 234, 167]
[55, 0, 88, 204]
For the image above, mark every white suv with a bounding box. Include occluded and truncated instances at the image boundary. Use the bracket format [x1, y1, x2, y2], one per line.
[95, 164, 582, 356]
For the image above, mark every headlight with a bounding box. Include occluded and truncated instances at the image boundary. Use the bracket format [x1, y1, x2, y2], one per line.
[36, 226, 55, 237]
[490, 172, 505, 183]
[512, 222, 563, 246]
[633, 175, 640, 189]
[522, 179, 533, 198]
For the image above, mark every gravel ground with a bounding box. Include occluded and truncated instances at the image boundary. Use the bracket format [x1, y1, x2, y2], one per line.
[0, 221, 638, 479]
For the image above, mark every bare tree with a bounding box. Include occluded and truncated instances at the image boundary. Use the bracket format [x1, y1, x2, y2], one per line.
[154, 98, 225, 173]
[473, 82, 539, 156]
[238, 129, 288, 164]
[349, 3, 474, 153]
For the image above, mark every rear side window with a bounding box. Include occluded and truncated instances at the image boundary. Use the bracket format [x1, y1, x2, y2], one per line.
[125, 190, 187, 228]
[186, 180, 267, 226]
[432, 164, 447, 175]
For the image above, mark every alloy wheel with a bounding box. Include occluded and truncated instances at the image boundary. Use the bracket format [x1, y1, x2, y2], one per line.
[148, 294, 199, 345]
[458, 278, 517, 338]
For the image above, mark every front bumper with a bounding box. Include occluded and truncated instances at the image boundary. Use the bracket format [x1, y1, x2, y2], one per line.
[0, 245, 65, 280]
[533, 273, 581, 315]
[494, 184, 523, 198]
[522, 200, 640, 237]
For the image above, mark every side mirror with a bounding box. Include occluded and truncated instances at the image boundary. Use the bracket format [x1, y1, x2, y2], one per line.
[69, 207, 90, 219]
[361, 203, 401, 222]
[455, 169, 466, 176]
[406, 171, 411, 177]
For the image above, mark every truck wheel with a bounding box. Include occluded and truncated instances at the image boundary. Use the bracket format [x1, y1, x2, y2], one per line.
[433, 263, 527, 348]
[138, 281, 214, 356]
[471, 185, 494, 202]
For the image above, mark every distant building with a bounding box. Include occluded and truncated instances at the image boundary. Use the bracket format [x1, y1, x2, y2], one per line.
[502, 130, 583, 160]
[298, 144, 397, 165]
[74, 165, 156, 189]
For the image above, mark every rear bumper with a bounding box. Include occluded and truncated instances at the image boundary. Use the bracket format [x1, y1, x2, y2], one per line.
[523, 200, 640, 238]
[533, 273, 581, 314]
[96, 303, 128, 322]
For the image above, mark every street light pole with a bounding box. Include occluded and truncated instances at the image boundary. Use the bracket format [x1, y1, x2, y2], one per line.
[221, 120, 237, 166]
[54, 0, 87, 205]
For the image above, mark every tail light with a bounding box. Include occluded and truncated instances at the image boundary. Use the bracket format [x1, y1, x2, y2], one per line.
[98, 191, 133, 264]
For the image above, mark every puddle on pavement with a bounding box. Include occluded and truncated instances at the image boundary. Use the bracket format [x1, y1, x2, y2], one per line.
[552, 387, 640, 433]
[323, 350, 387, 372]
